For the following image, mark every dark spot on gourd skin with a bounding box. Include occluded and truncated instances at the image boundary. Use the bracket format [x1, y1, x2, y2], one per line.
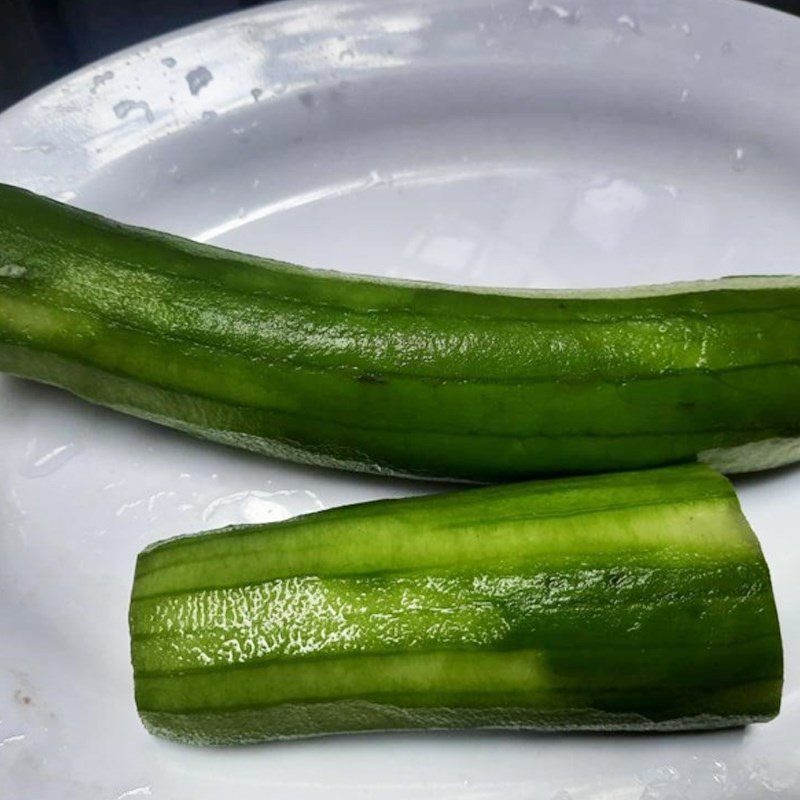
[607, 570, 625, 588]
[357, 373, 387, 385]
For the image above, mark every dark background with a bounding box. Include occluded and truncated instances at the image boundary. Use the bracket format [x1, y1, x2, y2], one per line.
[1, 0, 799, 111]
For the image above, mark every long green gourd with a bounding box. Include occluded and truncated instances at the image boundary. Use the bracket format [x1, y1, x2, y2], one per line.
[130, 464, 782, 744]
[0, 183, 798, 481]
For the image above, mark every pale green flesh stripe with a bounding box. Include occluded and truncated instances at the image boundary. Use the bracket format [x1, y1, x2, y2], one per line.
[134, 642, 780, 725]
[132, 476, 757, 599]
[134, 646, 777, 711]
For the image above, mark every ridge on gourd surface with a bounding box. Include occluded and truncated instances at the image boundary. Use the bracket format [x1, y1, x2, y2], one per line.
[129, 464, 783, 744]
[0, 182, 798, 481]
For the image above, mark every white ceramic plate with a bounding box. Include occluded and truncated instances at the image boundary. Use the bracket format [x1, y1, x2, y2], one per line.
[1, 0, 799, 797]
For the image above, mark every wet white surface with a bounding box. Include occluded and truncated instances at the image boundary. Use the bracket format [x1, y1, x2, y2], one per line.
[0, 0, 799, 797]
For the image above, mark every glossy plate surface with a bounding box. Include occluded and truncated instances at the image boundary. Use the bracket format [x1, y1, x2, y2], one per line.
[0, 0, 799, 797]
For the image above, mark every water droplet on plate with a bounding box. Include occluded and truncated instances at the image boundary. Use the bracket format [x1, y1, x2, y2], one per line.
[679, 87, 690, 103]
[202, 489, 325, 526]
[732, 146, 747, 172]
[339, 48, 355, 62]
[528, 0, 581, 25]
[113, 99, 154, 123]
[19, 440, 82, 478]
[551, 4, 579, 22]
[12, 141, 56, 154]
[186, 66, 213, 96]
[201, 110, 217, 122]
[616, 14, 641, 34]
[367, 170, 389, 187]
[679, 22, 693, 36]
[252, 177, 261, 188]
[273, 82, 286, 95]
[232, 126, 248, 139]
[721, 40, 733, 55]
[712, 759, 728, 781]
[90, 70, 114, 93]
[161, 57, 177, 68]
[530, 2, 580, 23]
[251, 87, 263, 101]
[115, 787, 152, 800]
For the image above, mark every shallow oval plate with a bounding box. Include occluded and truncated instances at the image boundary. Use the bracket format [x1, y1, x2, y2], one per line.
[0, 0, 799, 797]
